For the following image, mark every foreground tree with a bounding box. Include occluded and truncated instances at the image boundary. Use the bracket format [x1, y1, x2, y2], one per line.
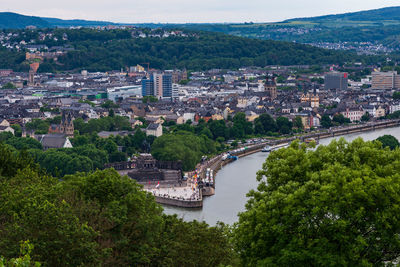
[376, 134, 400, 150]
[0, 241, 41, 267]
[0, 144, 235, 266]
[235, 138, 400, 266]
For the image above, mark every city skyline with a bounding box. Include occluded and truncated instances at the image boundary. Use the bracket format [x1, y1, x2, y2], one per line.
[0, 0, 399, 23]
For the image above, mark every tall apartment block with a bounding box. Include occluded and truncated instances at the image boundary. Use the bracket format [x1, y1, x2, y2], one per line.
[371, 71, 400, 90]
[141, 73, 173, 99]
[141, 77, 154, 96]
[324, 72, 348, 90]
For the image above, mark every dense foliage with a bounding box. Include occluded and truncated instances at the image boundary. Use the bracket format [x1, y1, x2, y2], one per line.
[0, 124, 152, 176]
[56, 32, 376, 71]
[235, 138, 400, 265]
[0, 28, 378, 72]
[151, 131, 216, 171]
[0, 144, 236, 266]
[0, 46, 28, 72]
[73, 116, 131, 134]
[376, 134, 400, 150]
[1, 82, 16, 89]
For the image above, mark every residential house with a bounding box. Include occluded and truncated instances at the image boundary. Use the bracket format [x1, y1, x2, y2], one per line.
[146, 123, 163, 137]
[341, 107, 365, 122]
[375, 106, 386, 118]
[0, 125, 14, 134]
[0, 119, 10, 127]
[389, 102, 400, 114]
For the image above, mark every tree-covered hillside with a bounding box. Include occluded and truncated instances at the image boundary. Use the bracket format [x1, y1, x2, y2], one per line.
[58, 33, 367, 71]
[155, 7, 400, 50]
[285, 6, 400, 24]
[42, 17, 117, 27]
[0, 12, 116, 29]
[1, 28, 379, 72]
[0, 12, 50, 29]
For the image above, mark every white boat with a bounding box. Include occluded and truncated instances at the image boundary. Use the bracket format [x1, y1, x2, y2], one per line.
[261, 145, 272, 152]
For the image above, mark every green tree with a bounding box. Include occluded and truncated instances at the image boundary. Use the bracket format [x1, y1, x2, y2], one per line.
[376, 135, 400, 150]
[254, 114, 277, 134]
[11, 124, 22, 137]
[6, 137, 42, 150]
[74, 116, 131, 134]
[151, 131, 215, 171]
[0, 241, 41, 267]
[254, 121, 265, 135]
[70, 135, 90, 147]
[361, 112, 370, 122]
[321, 114, 332, 128]
[276, 116, 292, 134]
[100, 100, 119, 109]
[72, 144, 108, 169]
[25, 119, 49, 134]
[208, 120, 228, 140]
[232, 112, 253, 138]
[235, 138, 400, 266]
[388, 110, 400, 119]
[333, 113, 350, 124]
[0, 132, 13, 142]
[142, 96, 158, 103]
[109, 151, 127, 163]
[393, 91, 400, 100]
[293, 116, 304, 130]
[0, 143, 236, 266]
[1, 82, 16, 89]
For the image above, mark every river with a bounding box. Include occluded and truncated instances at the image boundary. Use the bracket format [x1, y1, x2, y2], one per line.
[163, 126, 400, 226]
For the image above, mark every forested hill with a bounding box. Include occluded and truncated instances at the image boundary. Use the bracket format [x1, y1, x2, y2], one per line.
[0, 29, 377, 72]
[148, 7, 400, 50]
[41, 17, 117, 27]
[285, 6, 400, 24]
[0, 12, 117, 29]
[0, 12, 51, 29]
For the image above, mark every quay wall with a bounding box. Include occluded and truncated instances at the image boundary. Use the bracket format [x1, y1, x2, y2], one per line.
[154, 196, 203, 208]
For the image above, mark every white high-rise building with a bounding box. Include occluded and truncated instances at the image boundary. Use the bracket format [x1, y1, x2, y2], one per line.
[371, 71, 400, 90]
[153, 73, 164, 98]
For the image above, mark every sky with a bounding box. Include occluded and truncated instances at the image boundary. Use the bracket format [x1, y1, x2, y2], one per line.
[1, 0, 400, 23]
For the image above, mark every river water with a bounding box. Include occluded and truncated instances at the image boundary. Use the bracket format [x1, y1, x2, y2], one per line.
[163, 126, 400, 226]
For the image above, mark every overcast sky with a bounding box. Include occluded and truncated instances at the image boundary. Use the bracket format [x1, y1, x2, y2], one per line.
[1, 0, 400, 23]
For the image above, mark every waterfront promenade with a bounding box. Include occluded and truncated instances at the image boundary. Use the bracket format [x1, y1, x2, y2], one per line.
[143, 169, 203, 208]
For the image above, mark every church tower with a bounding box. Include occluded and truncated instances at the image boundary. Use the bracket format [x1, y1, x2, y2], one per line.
[60, 110, 74, 137]
[265, 77, 277, 100]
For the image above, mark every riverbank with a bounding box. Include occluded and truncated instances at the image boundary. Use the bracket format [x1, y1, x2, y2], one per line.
[192, 119, 400, 205]
[164, 125, 400, 225]
[154, 119, 400, 208]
